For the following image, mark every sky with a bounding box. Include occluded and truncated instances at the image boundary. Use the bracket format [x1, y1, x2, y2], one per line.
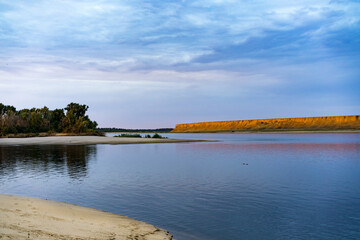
[0, 0, 359, 128]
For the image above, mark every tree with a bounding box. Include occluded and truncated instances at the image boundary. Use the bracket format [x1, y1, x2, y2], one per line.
[0, 103, 16, 115]
[50, 109, 65, 132]
[63, 103, 97, 133]
[0, 102, 98, 136]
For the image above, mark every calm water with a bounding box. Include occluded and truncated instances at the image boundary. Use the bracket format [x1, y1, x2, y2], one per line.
[1, 133, 360, 240]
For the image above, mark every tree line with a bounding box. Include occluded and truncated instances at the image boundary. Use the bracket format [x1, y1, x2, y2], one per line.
[0, 102, 98, 136]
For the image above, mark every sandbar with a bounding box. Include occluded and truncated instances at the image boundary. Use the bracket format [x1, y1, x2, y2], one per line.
[0, 194, 173, 240]
[0, 136, 206, 146]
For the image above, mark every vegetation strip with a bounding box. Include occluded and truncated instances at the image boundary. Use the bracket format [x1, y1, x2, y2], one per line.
[114, 133, 167, 138]
[98, 128, 173, 133]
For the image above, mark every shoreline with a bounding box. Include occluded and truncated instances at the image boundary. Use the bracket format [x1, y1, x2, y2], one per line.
[0, 136, 208, 146]
[0, 194, 173, 240]
[170, 130, 360, 134]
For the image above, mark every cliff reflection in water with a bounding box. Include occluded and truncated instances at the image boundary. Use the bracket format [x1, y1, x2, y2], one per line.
[0, 145, 97, 180]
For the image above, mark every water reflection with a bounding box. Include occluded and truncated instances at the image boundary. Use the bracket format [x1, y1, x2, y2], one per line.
[1, 134, 360, 240]
[0, 145, 96, 180]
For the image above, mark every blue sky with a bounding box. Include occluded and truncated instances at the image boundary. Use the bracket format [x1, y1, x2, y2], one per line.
[0, 0, 359, 128]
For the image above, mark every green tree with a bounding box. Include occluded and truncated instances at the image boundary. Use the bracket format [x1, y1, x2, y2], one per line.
[63, 103, 97, 133]
[50, 109, 65, 132]
[0, 102, 98, 136]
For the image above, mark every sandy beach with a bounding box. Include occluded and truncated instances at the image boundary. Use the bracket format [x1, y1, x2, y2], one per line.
[0, 136, 200, 239]
[0, 136, 206, 146]
[0, 194, 173, 240]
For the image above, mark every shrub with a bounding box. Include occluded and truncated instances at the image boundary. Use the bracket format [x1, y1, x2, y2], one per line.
[114, 133, 142, 138]
[152, 133, 164, 138]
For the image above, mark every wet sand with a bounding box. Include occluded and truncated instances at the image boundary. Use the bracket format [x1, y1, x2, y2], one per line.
[0, 194, 173, 240]
[0, 136, 206, 146]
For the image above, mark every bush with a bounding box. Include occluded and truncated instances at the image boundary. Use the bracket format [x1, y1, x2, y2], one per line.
[152, 133, 165, 138]
[113, 133, 167, 139]
[114, 133, 142, 138]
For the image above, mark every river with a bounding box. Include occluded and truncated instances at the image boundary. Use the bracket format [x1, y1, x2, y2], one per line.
[1, 133, 359, 239]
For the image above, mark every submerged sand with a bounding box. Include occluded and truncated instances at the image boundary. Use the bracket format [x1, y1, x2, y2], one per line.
[0, 194, 173, 240]
[0, 136, 205, 146]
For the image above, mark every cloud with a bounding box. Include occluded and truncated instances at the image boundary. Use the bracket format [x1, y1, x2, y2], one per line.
[1, 0, 358, 64]
[0, 0, 359, 127]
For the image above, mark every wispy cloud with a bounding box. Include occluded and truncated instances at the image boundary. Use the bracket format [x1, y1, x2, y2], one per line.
[0, 0, 359, 127]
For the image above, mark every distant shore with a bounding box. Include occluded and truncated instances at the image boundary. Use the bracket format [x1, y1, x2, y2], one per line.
[0, 136, 207, 146]
[0, 194, 173, 240]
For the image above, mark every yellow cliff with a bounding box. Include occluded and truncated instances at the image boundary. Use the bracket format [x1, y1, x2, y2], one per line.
[172, 115, 360, 133]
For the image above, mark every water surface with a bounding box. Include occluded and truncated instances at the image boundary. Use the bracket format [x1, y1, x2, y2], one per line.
[1, 133, 360, 239]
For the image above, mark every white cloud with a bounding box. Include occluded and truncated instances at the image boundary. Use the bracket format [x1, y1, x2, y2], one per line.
[0, 0, 359, 126]
[1, 0, 358, 49]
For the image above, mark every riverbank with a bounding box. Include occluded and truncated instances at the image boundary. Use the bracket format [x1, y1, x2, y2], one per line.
[0, 132, 104, 138]
[0, 136, 207, 146]
[172, 115, 360, 133]
[0, 194, 173, 240]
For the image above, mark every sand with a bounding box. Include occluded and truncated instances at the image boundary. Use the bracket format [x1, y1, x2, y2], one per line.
[0, 136, 205, 146]
[0, 194, 173, 240]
